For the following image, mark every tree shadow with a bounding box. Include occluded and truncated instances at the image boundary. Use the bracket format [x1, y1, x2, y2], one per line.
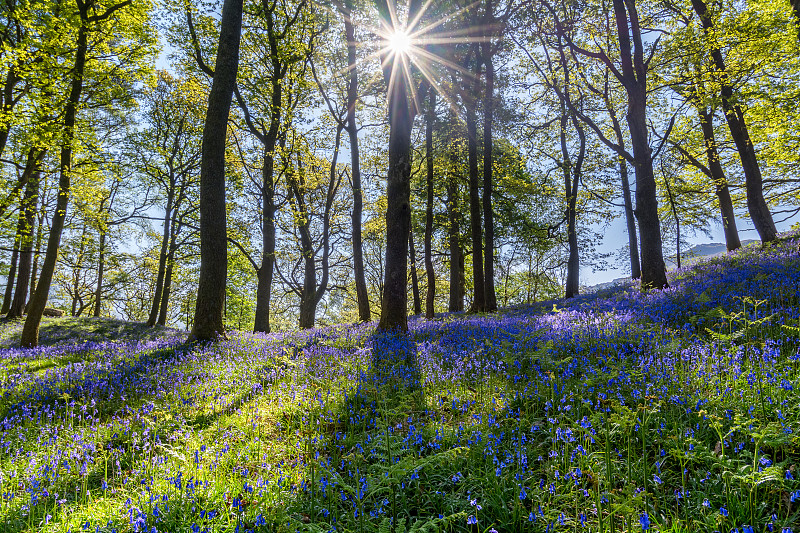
[277, 329, 437, 531]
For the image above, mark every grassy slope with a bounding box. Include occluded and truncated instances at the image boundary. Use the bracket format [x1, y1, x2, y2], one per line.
[0, 234, 799, 533]
[0, 316, 184, 349]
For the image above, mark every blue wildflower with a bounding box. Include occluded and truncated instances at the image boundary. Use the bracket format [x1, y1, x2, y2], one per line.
[639, 512, 650, 531]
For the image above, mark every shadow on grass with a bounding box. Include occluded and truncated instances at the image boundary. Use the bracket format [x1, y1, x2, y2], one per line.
[282, 329, 446, 532]
[0, 316, 184, 349]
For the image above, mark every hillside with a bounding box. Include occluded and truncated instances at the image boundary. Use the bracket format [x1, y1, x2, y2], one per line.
[0, 233, 798, 532]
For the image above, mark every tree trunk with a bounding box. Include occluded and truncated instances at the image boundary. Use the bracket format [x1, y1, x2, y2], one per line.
[459, 248, 466, 307]
[3, 235, 19, 315]
[190, 0, 244, 342]
[561, 109, 584, 299]
[291, 125, 338, 330]
[8, 168, 39, 319]
[29, 206, 44, 303]
[251, 19, 285, 334]
[148, 198, 173, 326]
[377, 63, 413, 331]
[481, 35, 497, 312]
[613, 0, 667, 290]
[465, 95, 485, 313]
[409, 228, 421, 315]
[447, 137, 463, 312]
[690, 0, 777, 243]
[662, 170, 681, 269]
[698, 107, 741, 251]
[71, 226, 88, 317]
[157, 232, 177, 326]
[2, 149, 43, 315]
[424, 88, 436, 319]
[293, 188, 317, 329]
[253, 139, 278, 333]
[93, 230, 106, 317]
[608, 108, 641, 279]
[0, 67, 20, 161]
[792, 0, 800, 42]
[343, 0, 370, 323]
[21, 13, 90, 347]
[620, 158, 641, 278]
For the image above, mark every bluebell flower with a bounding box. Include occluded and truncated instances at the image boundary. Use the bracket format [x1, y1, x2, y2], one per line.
[639, 512, 650, 531]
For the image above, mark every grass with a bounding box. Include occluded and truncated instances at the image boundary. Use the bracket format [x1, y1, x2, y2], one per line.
[0, 233, 799, 532]
[0, 316, 182, 348]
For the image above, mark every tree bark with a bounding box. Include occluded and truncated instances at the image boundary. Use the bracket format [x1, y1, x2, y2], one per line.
[291, 169, 319, 330]
[3, 234, 19, 315]
[661, 165, 681, 268]
[8, 167, 40, 319]
[447, 132, 463, 312]
[250, 5, 290, 334]
[613, 0, 667, 290]
[70, 226, 88, 317]
[148, 197, 173, 326]
[291, 126, 338, 329]
[409, 228, 421, 315]
[620, 158, 641, 278]
[690, 0, 777, 243]
[343, 0, 370, 323]
[481, 47, 497, 312]
[377, 60, 413, 331]
[465, 89, 485, 313]
[424, 88, 436, 319]
[93, 230, 106, 317]
[560, 112, 585, 299]
[0, 67, 20, 161]
[190, 0, 244, 342]
[21, 10, 91, 347]
[157, 232, 177, 326]
[607, 106, 641, 279]
[253, 139, 278, 333]
[374, 0, 427, 331]
[698, 107, 741, 251]
[3, 149, 43, 314]
[29, 203, 45, 303]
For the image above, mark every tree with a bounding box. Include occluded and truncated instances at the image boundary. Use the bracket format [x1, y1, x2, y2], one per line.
[689, 0, 777, 243]
[22, 0, 151, 347]
[423, 87, 435, 318]
[374, 0, 427, 331]
[335, 0, 371, 322]
[197, 0, 317, 333]
[131, 72, 202, 326]
[189, 0, 244, 342]
[6, 153, 43, 318]
[550, 0, 668, 289]
[461, 45, 486, 313]
[281, 133, 344, 329]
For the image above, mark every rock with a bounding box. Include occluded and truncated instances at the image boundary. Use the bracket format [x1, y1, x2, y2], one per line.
[43, 308, 64, 317]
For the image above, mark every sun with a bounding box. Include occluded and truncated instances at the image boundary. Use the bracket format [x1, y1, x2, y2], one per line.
[387, 29, 412, 56]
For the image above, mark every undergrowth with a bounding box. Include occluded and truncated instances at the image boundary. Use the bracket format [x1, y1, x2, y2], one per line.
[0, 234, 799, 532]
